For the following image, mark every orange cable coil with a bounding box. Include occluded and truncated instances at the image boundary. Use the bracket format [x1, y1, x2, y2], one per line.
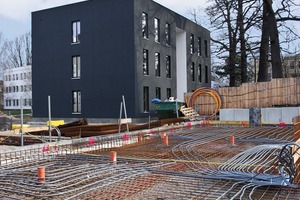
[186, 87, 222, 119]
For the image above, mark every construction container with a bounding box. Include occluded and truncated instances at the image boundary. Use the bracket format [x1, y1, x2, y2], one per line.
[154, 101, 185, 119]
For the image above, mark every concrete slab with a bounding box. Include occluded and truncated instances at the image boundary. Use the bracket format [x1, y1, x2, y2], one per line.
[220, 109, 235, 121]
[262, 108, 282, 123]
[221, 107, 300, 123]
[281, 107, 299, 123]
[220, 109, 249, 121]
[234, 109, 249, 121]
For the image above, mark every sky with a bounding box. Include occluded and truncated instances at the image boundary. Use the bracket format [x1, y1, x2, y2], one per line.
[0, 0, 208, 40]
[1, 0, 298, 53]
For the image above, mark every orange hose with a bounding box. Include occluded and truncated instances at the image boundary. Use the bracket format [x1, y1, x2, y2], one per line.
[186, 87, 222, 119]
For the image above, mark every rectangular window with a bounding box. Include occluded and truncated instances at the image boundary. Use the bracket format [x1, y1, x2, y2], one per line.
[72, 91, 81, 113]
[20, 73, 23, 80]
[143, 49, 149, 75]
[166, 88, 171, 99]
[154, 18, 160, 42]
[198, 37, 201, 56]
[190, 34, 194, 54]
[204, 40, 208, 58]
[290, 61, 295, 69]
[166, 55, 171, 78]
[156, 87, 161, 99]
[155, 52, 161, 77]
[165, 23, 171, 46]
[191, 62, 195, 82]
[142, 12, 148, 39]
[72, 21, 81, 43]
[198, 64, 202, 82]
[72, 56, 81, 78]
[205, 65, 209, 83]
[143, 86, 149, 112]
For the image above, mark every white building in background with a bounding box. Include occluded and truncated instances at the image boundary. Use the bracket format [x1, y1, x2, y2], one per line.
[283, 54, 300, 78]
[3, 65, 32, 110]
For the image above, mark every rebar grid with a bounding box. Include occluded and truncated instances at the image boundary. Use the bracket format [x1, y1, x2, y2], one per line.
[0, 126, 299, 199]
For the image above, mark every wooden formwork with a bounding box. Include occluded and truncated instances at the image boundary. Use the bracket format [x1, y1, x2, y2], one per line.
[187, 78, 300, 115]
[294, 115, 300, 184]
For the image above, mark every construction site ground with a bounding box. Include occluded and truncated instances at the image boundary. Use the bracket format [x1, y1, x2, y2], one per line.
[0, 124, 299, 199]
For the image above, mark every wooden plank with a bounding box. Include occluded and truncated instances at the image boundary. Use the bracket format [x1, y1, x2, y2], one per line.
[180, 106, 200, 121]
[291, 78, 296, 105]
[245, 85, 248, 108]
[118, 118, 132, 124]
[256, 82, 261, 107]
[278, 78, 284, 105]
[267, 81, 272, 107]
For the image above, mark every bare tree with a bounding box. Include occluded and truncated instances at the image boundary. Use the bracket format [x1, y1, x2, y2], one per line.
[206, 0, 239, 86]
[258, 1, 270, 82]
[257, 0, 300, 81]
[205, 0, 300, 84]
[261, 0, 283, 79]
[25, 32, 32, 66]
[0, 32, 32, 70]
[205, 0, 261, 86]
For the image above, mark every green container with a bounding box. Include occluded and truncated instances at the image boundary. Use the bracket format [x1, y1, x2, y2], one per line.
[155, 102, 185, 119]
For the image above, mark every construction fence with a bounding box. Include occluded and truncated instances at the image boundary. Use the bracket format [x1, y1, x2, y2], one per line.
[188, 77, 300, 116]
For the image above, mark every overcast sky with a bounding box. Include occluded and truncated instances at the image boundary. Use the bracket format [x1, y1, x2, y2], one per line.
[0, 0, 208, 40]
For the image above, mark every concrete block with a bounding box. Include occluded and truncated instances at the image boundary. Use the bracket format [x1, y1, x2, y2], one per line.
[262, 108, 282, 123]
[234, 109, 249, 121]
[220, 109, 249, 121]
[281, 107, 299, 123]
[221, 107, 300, 123]
[220, 109, 235, 121]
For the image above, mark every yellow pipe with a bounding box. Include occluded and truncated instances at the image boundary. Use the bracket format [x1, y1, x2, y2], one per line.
[187, 87, 222, 119]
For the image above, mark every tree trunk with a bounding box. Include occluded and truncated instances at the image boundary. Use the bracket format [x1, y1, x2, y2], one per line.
[264, 0, 283, 78]
[258, 1, 269, 82]
[238, 0, 247, 83]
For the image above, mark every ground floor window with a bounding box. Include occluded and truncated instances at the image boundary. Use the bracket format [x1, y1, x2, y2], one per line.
[205, 65, 209, 83]
[156, 87, 161, 99]
[143, 86, 149, 112]
[72, 91, 81, 113]
[167, 88, 171, 99]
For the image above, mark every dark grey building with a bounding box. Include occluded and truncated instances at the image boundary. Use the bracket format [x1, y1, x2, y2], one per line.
[32, 0, 211, 120]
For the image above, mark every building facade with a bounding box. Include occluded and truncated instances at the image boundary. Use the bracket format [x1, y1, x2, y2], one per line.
[3, 65, 32, 110]
[283, 54, 300, 78]
[32, 0, 211, 119]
